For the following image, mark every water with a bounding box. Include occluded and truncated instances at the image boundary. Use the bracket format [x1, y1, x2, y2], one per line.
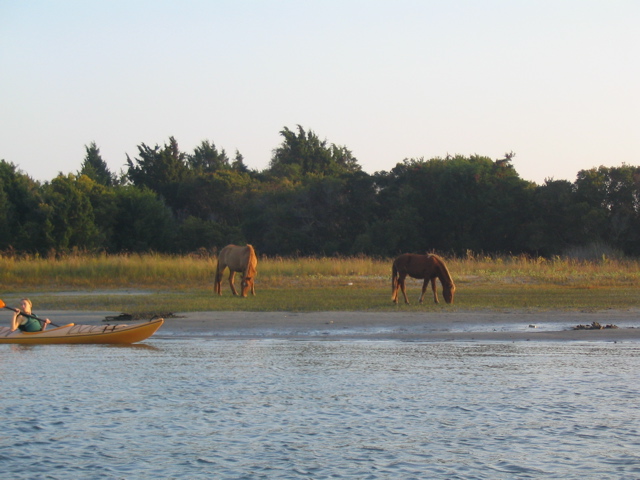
[2, 338, 639, 479]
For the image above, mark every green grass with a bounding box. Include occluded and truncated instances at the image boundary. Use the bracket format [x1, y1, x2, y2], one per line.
[1, 253, 640, 314]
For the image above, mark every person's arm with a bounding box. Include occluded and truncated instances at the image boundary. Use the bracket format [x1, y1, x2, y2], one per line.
[10, 309, 20, 332]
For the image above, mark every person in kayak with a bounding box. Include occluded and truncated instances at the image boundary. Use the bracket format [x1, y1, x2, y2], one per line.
[10, 298, 51, 332]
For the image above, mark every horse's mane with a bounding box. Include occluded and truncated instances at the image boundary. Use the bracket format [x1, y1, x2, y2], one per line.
[428, 254, 455, 288]
[245, 244, 257, 276]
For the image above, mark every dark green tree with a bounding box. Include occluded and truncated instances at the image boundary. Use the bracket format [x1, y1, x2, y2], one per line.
[371, 155, 536, 255]
[79, 142, 115, 186]
[111, 186, 177, 252]
[0, 176, 10, 248]
[573, 165, 640, 254]
[242, 184, 308, 255]
[39, 174, 101, 251]
[0, 161, 45, 252]
[187, 140, 230, 173]
[268, 125, 361, 178]
[243, 172, 377, 255]
[528, 179, 581, 255]
[176, 169, 254, 224]
[126, 137, 188, 207]
[76, 175, 119, 251]
[175, 216, 242, 252]
[232, 150, 250, 173]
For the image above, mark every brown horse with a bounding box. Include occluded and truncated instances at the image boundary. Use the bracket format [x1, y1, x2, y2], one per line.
[391, 253, 456, 305]
[214, 244, 258, 297]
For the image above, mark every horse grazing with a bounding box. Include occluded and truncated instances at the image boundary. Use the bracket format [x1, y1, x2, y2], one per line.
[391, 253, 456, 305]
[214, 244, 258, 297]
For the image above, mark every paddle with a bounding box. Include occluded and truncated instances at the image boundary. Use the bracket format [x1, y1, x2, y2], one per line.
[0, 299, 60, 327]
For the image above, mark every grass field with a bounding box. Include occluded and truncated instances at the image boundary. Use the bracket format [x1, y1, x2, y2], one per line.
[1, 253, 639, 314]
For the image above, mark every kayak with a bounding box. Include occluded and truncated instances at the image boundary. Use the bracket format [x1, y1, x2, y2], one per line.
[0, 318, 164, 345]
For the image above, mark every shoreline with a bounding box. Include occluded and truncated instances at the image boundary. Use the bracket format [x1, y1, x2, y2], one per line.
[29, 309, 640, 342]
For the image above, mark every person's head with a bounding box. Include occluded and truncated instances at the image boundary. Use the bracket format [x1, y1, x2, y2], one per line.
[19, 298, 32, 313]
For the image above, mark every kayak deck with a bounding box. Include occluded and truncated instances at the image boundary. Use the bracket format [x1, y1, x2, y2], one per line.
[0, 318, 164, 344]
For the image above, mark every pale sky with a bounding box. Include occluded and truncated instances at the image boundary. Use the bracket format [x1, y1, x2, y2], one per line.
[1, 0, 638, 185]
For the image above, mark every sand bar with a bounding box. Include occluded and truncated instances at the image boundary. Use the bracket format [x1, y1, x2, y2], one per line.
[31, 309, 640, 342]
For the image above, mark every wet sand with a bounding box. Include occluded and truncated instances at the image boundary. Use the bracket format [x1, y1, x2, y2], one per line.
[39, 309, 640, 342]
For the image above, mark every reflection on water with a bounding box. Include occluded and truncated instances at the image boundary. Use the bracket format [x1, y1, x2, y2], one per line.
[1, 339, 639, 479]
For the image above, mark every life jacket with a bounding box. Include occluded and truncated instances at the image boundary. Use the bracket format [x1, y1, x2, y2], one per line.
[18, 314, 43, 332]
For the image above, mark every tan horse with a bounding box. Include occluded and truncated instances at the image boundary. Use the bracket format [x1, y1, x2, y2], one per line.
[214, 244, 257, 297]
[391, 253, 456, 304]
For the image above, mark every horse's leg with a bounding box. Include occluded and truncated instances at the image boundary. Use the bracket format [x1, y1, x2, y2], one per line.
[419, 279, 428, 303]
[392, 272, 400, 303]
[228, 271, 239, 296]
[391, 286, 399, 303]
[250, 280, 256, 296]
[399, 274, 410, 304]
[214, 266, 224, 295]
[391, 264, 400, 303]
[432, 278, 439, 304]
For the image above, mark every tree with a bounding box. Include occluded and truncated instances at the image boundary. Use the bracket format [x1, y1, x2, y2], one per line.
[176, 169, 254, 224]
[126, 137, 188, 207]
[79, 142, 115, 186]
[76, 174, 119, 251]
[175, 216, 242, 252]
[528, 179, 580, 255]
[187, 140, 230, 173]
[243, 172, 377, 255]
[574, 165, 640, 254]
[242, 186, 308, 255]
[232, 150, 249, 173]
[371, 155, 536, 255]
[111, 186, 177, 252]
[0, 161, 44, 252]
[0, 176, 10, 248]
[268, 125, 361, 178]
[39, 174, 101, 251]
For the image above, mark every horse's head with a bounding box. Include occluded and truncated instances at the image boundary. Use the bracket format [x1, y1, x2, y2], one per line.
[241, 252, 258, 297]
[240, 276, 253, 297]
[443, 283, 456, 304]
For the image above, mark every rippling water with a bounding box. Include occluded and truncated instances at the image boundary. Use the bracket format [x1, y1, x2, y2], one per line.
[2, 338, 639, 479]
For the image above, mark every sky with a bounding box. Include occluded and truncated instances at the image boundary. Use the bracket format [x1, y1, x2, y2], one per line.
[1, 0, 638, 185]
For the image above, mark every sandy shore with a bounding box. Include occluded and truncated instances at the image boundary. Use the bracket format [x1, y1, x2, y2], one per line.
[37, 309, 640, 342]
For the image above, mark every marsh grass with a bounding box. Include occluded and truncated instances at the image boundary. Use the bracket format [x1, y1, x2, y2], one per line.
[1, 253, 640, 313]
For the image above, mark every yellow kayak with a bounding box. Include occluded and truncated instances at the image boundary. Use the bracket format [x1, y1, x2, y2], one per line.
[0, 318, 164, 345]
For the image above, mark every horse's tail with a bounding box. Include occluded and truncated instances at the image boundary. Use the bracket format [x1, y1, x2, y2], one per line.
[391, 261, 399, 295]
[214, 249, 225, 295]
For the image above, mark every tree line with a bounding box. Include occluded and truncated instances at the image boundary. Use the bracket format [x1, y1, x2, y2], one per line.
[2, 125, 639, 258]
